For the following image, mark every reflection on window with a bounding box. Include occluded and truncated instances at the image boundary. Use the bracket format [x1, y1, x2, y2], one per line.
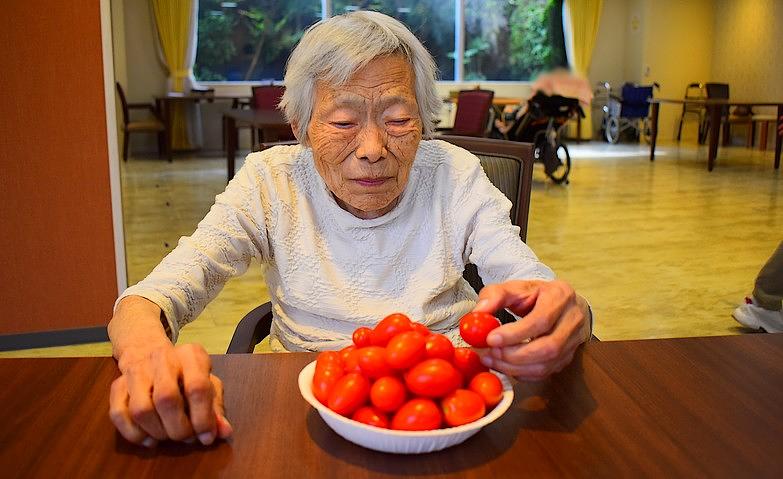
[195, 0, 321, 81]
[332, 1, 455, 80]
[195, 0, 566, 82]
[464, 0, 567, 81]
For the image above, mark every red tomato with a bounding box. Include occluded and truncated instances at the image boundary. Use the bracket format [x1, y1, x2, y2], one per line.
[391, 398, 442, 431]
[468, 372, 504, 408]
[356, 346, 394, 379]
[410, 323, 431, 337]
[316, 351, 343, 371]
[441, 389, 486, 427]
[404, 358, 462, 398]
[351, 406, 389, 429]
[312, 364, 344, 405]
[424, 333, 455, 361]
[452, 347, 488, 383]
[327, 373, 370, 416]
[371, 313, 413, 347]
[341, 346, 362, 373]
[370, 376, 407, 413]
[352, 327, 373, 348]
[459, 312, 501, 348]
[385, 331, 427, 369]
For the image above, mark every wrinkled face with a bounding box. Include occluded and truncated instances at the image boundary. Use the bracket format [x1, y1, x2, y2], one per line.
[306, 55, 422, 219]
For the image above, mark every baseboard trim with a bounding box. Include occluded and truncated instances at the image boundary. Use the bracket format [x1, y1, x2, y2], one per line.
[0, 326, 109, 352]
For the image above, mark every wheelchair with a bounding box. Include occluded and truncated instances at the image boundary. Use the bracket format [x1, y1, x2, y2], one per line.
[598, 82, 660, 144]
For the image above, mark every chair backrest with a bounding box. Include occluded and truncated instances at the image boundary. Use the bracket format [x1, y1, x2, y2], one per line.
[451, 89, 495, 137]
[251, 85, 285, 111]
[115, 82, 129, 126]
[705, 82, 729, 99]
[684, 82, 705, 100]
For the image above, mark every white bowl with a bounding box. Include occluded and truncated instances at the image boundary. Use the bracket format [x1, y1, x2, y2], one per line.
[298, 360, 514, 454]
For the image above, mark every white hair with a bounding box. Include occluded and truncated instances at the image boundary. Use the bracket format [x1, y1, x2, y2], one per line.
[280, 11, 440, 146]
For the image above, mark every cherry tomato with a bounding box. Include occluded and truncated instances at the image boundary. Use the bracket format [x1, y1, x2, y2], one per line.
[452, 347, 488, 383]
[410, 323, 431, 337]
[468, 372, 504, 408]
[341, 346, 362, 373]
[311, 364, 344, 405]
[404, 358, 462, 398]
[385, 331, 427, 369]
[371, 313, 413, 347]
[370, 376, 407, 413]
[459, 312, 500, 348]
[327, 373, 370, 416]
[316, 351, 343, 372]
[351, 406, 390, 429]
[441, 389, 486, 427]
[355, 346, 394, 378]
[352, 327, 373, 348]
[391, 398, 442, 431]
[424, 333, 455, 361]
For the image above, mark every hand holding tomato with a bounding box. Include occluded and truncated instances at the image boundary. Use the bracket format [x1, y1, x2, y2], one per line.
[472, 280, 591, 381]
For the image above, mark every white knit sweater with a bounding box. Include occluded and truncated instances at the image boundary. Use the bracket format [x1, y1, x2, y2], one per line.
[119, 140, 555, 351]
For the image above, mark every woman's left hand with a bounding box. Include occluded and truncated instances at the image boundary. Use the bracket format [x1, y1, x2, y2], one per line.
[472, 280, 591, 381]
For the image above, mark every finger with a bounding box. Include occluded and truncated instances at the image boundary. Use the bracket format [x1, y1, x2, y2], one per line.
[487, 346, 576, 381]
[486, 283, 572, 348]
[498, 306, 584, 364]
[474, 281, 541, 315]
[109, 376, 154, 447]
[178, 345, 216, 445]
[151, 350, 194, 441]
[211, 375, 233, 439]
[126, 366, 168, 440]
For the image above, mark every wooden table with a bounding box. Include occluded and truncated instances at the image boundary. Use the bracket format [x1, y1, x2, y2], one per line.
[2, 334, 783, 477]
[649, 98, 783, 171]
[224, 109, 290, 181]
[154, 94, 251, 154]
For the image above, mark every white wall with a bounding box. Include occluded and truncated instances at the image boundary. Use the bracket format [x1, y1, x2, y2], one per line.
[712, 0, 783, 147]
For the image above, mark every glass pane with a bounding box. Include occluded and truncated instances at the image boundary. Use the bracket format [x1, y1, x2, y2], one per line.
[332, 1, 455, 81]
[195, 0, 322, 81]
[463, 0, 567, 81]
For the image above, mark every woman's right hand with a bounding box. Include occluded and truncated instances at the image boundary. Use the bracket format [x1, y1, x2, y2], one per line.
[109, 342, 233, 448]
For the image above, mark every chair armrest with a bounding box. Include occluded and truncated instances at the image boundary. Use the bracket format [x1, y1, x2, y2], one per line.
[226, 302, 273, 354]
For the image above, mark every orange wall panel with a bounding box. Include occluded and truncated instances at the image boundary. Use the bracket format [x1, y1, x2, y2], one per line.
[0, 1, 118, 334]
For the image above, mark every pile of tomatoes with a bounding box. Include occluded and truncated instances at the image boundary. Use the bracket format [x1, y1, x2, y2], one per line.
[311, 312, 503, 431]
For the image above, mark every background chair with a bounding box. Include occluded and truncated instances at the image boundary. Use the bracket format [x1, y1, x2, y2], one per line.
[251, 85, 296, 144]
[676, 82, 705, 142]
[702, 83, 754, 147]
[115, 83, 167, 162]
[438, 89, 495, 137]
[226, 136, 535, 353]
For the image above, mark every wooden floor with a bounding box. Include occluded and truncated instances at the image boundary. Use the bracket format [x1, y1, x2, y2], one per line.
[2, 140, 780, 358]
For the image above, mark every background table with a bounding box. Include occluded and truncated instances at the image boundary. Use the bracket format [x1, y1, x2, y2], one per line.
[2, 334, 782, 478]
[649, 98, 783, 171]
[224, 109, 290, 181]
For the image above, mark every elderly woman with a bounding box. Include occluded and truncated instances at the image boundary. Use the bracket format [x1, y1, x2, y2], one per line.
[108, 11, 592, 448]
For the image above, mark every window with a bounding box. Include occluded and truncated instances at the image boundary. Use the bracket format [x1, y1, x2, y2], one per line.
[195, 0, 566, 82]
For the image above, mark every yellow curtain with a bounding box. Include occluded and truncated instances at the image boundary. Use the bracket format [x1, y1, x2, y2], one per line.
[151, 0, 194, 149]
[563, 0, 604, 140]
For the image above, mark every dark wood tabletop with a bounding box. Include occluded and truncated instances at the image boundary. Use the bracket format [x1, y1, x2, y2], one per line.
[2, 334, 782, 478]
[223, 109, 290, 182]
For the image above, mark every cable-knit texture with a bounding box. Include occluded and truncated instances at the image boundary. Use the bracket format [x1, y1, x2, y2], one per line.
[118, 140, 554, 351]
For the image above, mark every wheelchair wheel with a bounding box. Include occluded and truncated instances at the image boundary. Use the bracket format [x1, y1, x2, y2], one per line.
[606, 117, 621, 143]
[547, 143, 571, 185]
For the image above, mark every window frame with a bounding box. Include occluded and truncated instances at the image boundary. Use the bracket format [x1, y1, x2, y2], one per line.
[195, 0, 565, 87]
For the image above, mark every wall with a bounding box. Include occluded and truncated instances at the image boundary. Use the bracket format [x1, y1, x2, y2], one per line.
[118, 0, 168, 153]
[712, 0, 783, 146]
[0, 1, 119, 334]
[631, 0, 715, 141]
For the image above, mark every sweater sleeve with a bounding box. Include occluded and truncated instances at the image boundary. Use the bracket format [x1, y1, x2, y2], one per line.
[116, 159, 271, 343]
[451, 151, 555, 286]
